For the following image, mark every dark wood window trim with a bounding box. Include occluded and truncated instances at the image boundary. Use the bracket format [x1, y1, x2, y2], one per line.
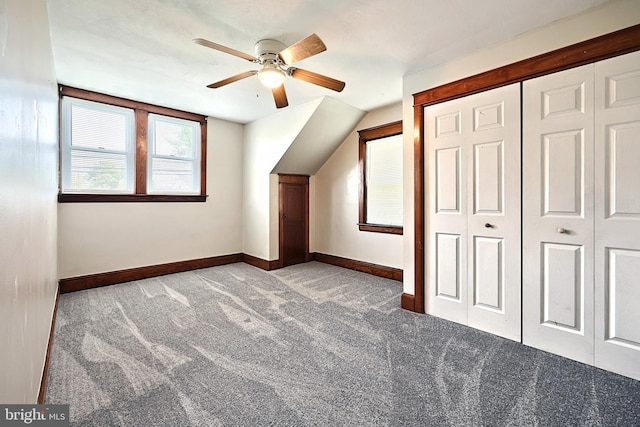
[58, 85, 208, 203]
[410, 24, 640, 314]
[358, 120, 403, 235]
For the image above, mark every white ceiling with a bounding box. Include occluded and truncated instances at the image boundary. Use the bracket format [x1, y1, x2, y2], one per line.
[47, 0, 610, 124]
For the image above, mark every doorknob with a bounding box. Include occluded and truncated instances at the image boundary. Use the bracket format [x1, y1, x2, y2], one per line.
[557, 227, 567, 234]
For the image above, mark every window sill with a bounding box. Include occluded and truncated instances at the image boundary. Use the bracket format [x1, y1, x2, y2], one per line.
[358, 223, 403, 235]
[58, 193, 208, 203]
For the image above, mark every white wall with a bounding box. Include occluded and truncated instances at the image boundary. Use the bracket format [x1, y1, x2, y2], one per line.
[313, 102, 403, 269]
[401, 0, 640, 294]
[58, 118, 244, 278]
[0, 0, 58, 403]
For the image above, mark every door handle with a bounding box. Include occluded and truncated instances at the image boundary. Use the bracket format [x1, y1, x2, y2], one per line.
[282, 213, 287, 219]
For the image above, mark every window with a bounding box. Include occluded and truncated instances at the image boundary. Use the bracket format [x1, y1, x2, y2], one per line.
[58, 86, 207, 202]
[359, 121, 403, 234]
[147, 114, 200, 194]
[61, 98, 135, 193]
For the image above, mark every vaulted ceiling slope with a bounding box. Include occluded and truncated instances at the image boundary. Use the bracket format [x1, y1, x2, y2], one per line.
[47, 0, 611, 124]
[272, 97, 366, 176]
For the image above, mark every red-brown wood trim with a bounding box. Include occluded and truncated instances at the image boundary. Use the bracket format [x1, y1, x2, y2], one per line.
[304, 182, 310, 263]
[278, 174, 310, 266]
[401, 293, 416, 312]
[358, 224, 403, 235]
[278, 174, 310, 184]
[59, 85, 207, 123]
[413, 24, 640, 107]
[58, 194, 207, 203]
[312, 252, 403, 282]
[59, 254, 242, 293]
[412, 105, 425, 314]
[358, 120, 403, 141]
[410, 25, 640, 315]
[242, 254, 281, 271]
[200, 121, 207, 196]
[358, 132, 366, 225]
[358, 120, 403, 230]
[38, 284, 60, 404]
[135, 109, 148, 194]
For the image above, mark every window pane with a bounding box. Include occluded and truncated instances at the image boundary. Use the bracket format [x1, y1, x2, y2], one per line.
[366, 134, 403, 226]
[150, 158, 196, 193]
[69, 150, 129, 191]
[153, 119, 195, 158]
[71, 104, 128, 151]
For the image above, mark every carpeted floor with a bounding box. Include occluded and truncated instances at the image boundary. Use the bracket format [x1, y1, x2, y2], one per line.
[45, 261, 640, 426]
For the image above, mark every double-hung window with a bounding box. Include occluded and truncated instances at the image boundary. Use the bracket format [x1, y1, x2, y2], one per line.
[147, 114, 200, 194]
[358, 121, 403, 234]
[61, 98, 135, 193]
[58, 86, 207, 202]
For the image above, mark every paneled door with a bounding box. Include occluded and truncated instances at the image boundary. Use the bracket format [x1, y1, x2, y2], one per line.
[522, 64, 595, 365]
[524, 52, 640, 380]
[594, 51, 640, 380]
[426, 95, 468, 326]
[279, 174, 309, 267]
[426, 83, 521, 341]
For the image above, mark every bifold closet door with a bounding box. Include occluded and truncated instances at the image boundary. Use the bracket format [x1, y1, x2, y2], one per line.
[594, 51, 640, 380]
[426, 83, 521, 341]
[524, 51, 640, 380]
[522, 64, 595, 365]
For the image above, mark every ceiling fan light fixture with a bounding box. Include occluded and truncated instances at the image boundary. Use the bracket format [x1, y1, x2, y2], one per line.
[258, 64, 285, 88]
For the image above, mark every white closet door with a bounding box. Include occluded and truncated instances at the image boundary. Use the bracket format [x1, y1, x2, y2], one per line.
[426, 96, 469, 325]
[594, 51, 640, 380]
[466, 86, 521, 341]
[522, 65, 595, 365]
[426, 83, 521, 340]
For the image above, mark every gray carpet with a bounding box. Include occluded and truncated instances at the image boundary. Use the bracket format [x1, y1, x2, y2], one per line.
[45, 261, 640, 426]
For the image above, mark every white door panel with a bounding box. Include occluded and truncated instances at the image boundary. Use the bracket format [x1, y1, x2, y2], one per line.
[594, 51, 640, 380]
[466, 86, 521, 341]
[542, 130, 585, 216]
[542, 242, 584, 332]
[523, 64, 595, 365]
[426, 83, 521, 340]
[427, 99, 468, 325]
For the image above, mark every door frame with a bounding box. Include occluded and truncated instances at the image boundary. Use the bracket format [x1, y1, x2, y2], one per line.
[278, 174, 310, 267]
[406, 24, 640, 314]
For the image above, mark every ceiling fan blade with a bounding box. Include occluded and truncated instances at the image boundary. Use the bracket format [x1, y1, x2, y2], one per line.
[207, 71, 257, 88]
[272, 85, 289, 109]
[194, 38, 258, 62]
[278, 33, 326, 65]
[290, 68, 345, 92]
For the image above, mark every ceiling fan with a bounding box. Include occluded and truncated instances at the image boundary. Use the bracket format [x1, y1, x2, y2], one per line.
[194, 34, 345, 109]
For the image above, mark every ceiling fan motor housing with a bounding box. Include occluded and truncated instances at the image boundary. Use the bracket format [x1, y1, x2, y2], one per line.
[254, 39, 286, 65]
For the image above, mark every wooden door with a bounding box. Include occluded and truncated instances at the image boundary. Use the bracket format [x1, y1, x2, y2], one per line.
[279, 174, 309, 267]
[522, 64, 595, 365]
[426, 83, 521, 340]
[594, 51, 640, 380]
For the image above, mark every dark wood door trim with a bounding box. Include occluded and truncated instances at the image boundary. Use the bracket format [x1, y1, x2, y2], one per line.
[410, 24, 640, 314]
[278, 174, 310, 268]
